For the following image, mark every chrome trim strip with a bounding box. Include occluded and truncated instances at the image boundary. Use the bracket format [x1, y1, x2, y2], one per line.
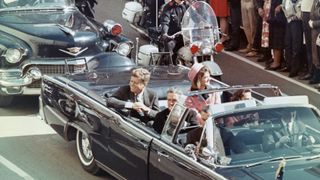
[21, 57, 92, 70]
[22, 87, 40, 95]
[0, 69, 21, 73]
[95, 160, 126, 180]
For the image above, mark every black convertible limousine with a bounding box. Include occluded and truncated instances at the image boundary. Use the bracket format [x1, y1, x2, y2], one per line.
[39, 64, 320, 179]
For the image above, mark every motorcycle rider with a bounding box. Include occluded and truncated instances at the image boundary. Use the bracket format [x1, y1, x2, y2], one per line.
[160, 0, 189, 65]
[144, 0, 166, 27]
[75, 0, 97, 18]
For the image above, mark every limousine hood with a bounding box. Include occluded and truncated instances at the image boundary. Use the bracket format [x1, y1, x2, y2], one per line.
[218, 161, 320, 180]
[0, 10, 102, 59]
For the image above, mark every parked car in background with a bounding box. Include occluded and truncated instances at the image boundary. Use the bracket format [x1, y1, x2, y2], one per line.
[40, 62, 320, 179]
[0, 0, 133, 106]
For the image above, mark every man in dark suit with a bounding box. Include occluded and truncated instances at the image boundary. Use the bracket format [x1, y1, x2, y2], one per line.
[224, 0, 241, 51]
[153, 87, 199, 133]
[106, 68, 160, 123]
[262, 110, 315, 152]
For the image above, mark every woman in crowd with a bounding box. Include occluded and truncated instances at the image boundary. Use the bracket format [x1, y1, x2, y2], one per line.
[309, 0, 320, 86]
[258, 0, 273, 64]
[265, 0, 287, 70]
[185, 63, 221, 126]
[299, 0, 315, 81]
[238, 0, 257, 54]
[210, 0, 230, 44]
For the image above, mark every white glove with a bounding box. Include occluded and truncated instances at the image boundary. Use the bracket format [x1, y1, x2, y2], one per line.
[309, 20, 314, 28]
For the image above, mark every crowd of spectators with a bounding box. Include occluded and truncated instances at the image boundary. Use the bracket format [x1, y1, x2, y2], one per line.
[210, 0, 320, 90]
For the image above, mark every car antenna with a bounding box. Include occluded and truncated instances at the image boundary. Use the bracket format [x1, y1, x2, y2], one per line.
[135, 37, 139, 65]
[83, 57, 89, 72]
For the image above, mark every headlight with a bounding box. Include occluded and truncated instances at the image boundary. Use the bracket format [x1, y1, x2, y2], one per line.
[115, 42, 132, 56]
[5, 48, 22, 64]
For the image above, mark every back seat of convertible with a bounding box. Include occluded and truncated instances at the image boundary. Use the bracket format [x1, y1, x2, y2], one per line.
[103, 80, 226, 110]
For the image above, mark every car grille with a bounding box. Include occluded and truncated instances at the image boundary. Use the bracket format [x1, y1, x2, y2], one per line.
[25, 64, 86, 88]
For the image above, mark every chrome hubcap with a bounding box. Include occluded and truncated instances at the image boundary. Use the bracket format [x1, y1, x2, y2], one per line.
[81, 134, 92, 160]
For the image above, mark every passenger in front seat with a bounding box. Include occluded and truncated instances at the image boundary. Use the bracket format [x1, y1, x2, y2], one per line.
[153, 87, 199, 133]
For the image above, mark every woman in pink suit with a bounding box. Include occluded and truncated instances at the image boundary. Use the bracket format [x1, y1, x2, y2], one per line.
[185, 63, 221, 126]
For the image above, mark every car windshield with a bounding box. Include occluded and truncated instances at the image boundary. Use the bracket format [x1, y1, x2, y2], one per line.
[204, 106, 320, 166]
[0, 0, 72, 10]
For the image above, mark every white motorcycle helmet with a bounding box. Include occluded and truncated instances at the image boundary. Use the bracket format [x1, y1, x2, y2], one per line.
[177, 46, 193, 67]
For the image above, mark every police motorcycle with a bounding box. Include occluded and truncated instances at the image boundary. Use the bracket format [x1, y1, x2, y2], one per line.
[134, 0, 223, 80]
[122, 0, 167, 38]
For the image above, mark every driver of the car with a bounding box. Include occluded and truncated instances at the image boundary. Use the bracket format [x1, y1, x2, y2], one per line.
[262, 110, 315, 152]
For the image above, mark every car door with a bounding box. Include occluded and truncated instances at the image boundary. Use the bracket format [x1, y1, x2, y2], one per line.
[90, 110, 152, 180]
[148, 104, 224, 179]
[149, 139, 213, 180]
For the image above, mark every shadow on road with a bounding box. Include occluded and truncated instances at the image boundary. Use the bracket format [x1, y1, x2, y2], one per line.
[0, 96, 39, 116]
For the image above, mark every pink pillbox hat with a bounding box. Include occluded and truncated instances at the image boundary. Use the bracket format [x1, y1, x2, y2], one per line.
[188, 63, 204, 81]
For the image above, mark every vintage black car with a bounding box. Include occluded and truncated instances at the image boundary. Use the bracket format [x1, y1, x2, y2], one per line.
[40, 66, 320, 179]
[0, 0, 134, 106]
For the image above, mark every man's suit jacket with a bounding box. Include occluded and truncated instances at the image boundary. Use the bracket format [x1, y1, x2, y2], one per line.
[153, 108, 199, 134]
[106, 85, 160, 120]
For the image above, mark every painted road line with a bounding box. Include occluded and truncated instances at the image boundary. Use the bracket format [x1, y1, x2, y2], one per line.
[223, 51, 320, 95]
[0, 115, 56, 138]
[0, 155, 34, 180]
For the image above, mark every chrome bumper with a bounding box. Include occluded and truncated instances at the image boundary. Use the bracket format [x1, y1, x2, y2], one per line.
[0, 67, 42, 95]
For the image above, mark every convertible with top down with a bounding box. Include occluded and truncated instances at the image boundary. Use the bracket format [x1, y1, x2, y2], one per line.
[39, 63, 320, 179]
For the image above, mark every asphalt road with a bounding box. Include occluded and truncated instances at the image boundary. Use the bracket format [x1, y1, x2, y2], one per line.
[0, 0, 319, 179]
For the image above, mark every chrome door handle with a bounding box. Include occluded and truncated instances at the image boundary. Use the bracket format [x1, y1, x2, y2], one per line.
[157, 151, 169, 158]
[138, 140, 149, 149]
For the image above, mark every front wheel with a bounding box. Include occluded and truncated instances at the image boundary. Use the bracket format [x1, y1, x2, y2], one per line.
[76, 130, 101, 175]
